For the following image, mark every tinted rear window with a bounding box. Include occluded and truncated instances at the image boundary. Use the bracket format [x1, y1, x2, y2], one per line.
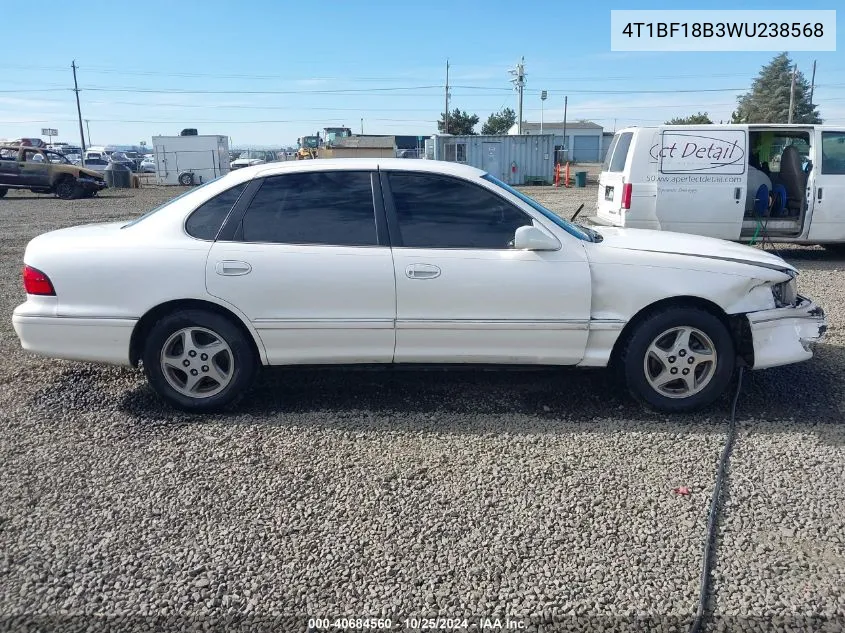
[607, 132, 633, 173]
[601, 134, 620, 171]
[185, 183, 247, 240]
[240, 171, 377, 246]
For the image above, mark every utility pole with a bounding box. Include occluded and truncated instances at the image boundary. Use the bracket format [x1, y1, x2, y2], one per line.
[788, 64, 797, 124]
[360, 118, 364, 134]
[809, 59, 817, 107]
[444, 59, 450, 134]
[71, 60, 86, 165]
[562, 96, 568, 161]
[510, 57, 526, 134]
[85, 119, 91, 146]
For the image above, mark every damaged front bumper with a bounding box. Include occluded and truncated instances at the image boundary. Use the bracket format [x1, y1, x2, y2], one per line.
[79, 175, 108, 191]
[747, 296, 827, 370]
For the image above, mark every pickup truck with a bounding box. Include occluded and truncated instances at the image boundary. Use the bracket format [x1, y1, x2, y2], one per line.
[0, 145, 107, 199]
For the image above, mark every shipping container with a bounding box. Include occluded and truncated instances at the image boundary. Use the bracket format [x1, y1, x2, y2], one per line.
[429, 134, 555, 185]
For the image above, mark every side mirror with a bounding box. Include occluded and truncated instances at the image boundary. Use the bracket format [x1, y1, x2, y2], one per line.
[513, 225, 560, 251]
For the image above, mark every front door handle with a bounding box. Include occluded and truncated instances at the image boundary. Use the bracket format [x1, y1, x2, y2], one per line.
[215, 260, 252, 276]
[734, 187, 742, 202]
[817, 187, 823, 201]
[405, 263, 441, 279]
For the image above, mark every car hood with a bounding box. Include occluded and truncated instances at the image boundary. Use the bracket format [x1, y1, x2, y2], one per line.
[78, 167, 104, 178]
[591, 227, 796, 274]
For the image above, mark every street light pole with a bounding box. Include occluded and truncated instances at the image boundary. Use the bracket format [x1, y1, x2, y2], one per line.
[540, 90, 547, 134]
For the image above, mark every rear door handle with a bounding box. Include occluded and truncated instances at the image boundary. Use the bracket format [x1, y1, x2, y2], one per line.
[405, 263, 441, 279]
[734, 187, 742, 202]
[215, 260, 252, 276]
[817, 187, 823, 201]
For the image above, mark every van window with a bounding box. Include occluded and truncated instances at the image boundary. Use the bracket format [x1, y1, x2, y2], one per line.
[821, 131, 845, 175]
[608, 132, 633, 172]
[601, 134, 619, 171]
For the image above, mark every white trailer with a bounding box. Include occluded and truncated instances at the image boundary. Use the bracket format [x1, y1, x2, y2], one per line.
[151, 135, 230, 186]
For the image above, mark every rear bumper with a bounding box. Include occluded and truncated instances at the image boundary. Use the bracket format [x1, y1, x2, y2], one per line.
[747, 296, 826, 370]
[588, 214, 621, 227]
[12, 309, 135, 366]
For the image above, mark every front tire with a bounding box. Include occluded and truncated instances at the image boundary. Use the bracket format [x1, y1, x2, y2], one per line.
[142, 309, 257, 412]
[620, 307, 735, 412]
[55, 177, 81, 200]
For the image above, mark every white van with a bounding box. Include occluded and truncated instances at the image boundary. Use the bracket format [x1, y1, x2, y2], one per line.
[594, 124, 845, 246]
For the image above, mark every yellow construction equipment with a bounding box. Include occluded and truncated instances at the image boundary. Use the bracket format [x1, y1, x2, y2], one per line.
[296, 135, 320, 160]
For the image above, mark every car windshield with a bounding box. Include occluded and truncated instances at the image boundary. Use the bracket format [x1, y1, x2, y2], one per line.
[122, 177, 223, 228]
[482, 174, 594, 242]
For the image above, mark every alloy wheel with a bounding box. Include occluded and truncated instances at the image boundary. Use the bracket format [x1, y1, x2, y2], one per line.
[643, 326, 718, 399]
[160, 327, 234, 398]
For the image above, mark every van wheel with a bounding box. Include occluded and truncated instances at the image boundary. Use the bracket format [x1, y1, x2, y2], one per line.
[178, 172, 195, 186]
[619, 306, 735, 412]
[142, 309, 257, 412]
[55, 177, 81, 200]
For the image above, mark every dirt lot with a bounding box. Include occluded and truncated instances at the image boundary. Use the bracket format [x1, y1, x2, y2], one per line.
[1, 182, 844, 632]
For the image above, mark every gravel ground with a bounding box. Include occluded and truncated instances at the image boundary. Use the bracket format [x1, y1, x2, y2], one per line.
[0, 183, 843, 633]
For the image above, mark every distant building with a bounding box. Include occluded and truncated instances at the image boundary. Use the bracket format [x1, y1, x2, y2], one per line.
[508, 120, 604, 163]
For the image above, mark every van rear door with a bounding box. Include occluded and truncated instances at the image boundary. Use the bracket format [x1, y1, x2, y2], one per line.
[596, 131, 634, 226]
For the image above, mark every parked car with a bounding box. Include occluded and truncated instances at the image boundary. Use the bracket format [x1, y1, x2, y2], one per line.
[0, 145, 107, 199]
[230, 150, 273, 170]
[595, 124, 845, 249]
[12, 159, 825, 412]
[139, 156, 156, 173]
[81, 151, 109, 172]
[13, 138, 46, 148]
[108, 151, 136, 171]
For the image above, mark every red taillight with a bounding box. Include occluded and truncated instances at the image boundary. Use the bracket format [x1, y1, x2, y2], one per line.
[22, 265, 56, 296]
[621, 183, 633, 210]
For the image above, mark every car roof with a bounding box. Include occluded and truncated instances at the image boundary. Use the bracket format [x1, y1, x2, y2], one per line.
[249, 158, 485, 180]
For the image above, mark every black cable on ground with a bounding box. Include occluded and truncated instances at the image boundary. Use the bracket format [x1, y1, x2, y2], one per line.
[688, 366, 745, 633]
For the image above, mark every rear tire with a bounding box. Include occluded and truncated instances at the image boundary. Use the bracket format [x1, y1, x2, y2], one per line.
[619, 306, 735, 412]
[142, 309, 257, 412]
[178, 172, 195, 186]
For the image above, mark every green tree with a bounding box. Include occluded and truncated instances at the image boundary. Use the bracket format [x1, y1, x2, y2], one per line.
[481, 107, 517, 135]
[438, 108, 479, 135]
[731, 52, 821, 124]
[665, 112, 713, 125]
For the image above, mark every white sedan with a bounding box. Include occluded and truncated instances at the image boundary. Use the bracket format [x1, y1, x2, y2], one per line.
[12, 159, 826, 412]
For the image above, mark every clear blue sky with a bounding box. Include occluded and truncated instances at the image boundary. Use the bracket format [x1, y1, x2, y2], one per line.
[0, 0, 841, 147]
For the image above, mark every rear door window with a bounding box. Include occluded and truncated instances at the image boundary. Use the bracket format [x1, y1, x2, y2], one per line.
[607, 132, 633, 173]
[185, 183, 247, 240]
[239, 171, 377, 246]
[602, 134, 620, 171]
